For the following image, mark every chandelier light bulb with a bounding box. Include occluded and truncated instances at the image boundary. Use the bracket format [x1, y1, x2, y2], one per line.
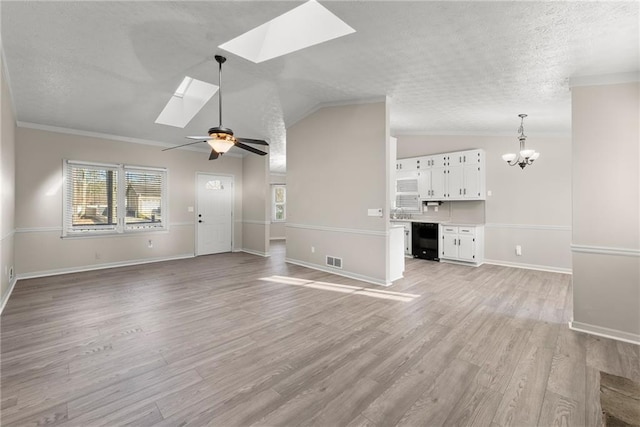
[502, 153, 517, 162]
[520, 149, 535, 159]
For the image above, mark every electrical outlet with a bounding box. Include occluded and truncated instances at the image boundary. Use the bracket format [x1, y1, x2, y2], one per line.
[434, 206, 438, 212]
[95, 252, 101, 260]
[148, 239, 153, 248]
[311, 246, 315, 253]
[516, 245, 522, 256]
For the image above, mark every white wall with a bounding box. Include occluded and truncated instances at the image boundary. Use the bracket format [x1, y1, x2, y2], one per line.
[570, 79, 640, 344]
[286, 101, 392, 285]
[1, 51, 17, 310]
[241, 150, 270, 256]
[397, 134, 572, 272]
[14, 126, 245, 277]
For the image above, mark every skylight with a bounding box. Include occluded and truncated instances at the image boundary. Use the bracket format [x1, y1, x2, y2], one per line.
[155, 77, 218, 128]
[218, 0, 355, 63]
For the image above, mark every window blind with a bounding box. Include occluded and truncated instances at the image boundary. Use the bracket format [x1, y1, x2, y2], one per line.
[63, 160, 167, 236]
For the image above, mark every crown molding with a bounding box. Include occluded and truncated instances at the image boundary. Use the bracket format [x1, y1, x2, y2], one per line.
[16, 121, 244, 157]
[569, 71, 640, 88]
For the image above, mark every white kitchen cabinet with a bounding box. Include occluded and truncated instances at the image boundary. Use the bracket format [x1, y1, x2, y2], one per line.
[440, 225, 484, 265]
[396, 158, 418, 171]
[446, 150, 485, 200]
[418, 154, 448, 200]
[395, 221, 413, 255]
[397, 150, 485, 201]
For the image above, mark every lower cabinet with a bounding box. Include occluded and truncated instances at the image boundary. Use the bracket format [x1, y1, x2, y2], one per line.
[440, 224, 484, 265]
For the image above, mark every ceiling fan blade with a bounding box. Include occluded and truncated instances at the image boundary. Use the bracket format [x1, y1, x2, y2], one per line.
[237, 137, 268, 146]
[235, 141, 268, 156]
[209, 149, 220, 160]
[186, 136, 211, 140]
[162, 140, 206, 151]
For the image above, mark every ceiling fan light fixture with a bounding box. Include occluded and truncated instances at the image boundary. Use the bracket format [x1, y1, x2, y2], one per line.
[208, 134, 235, 154]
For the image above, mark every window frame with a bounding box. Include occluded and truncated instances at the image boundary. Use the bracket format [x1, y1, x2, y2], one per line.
[63, 160, 168, 237]
[272, 184, 286, 222]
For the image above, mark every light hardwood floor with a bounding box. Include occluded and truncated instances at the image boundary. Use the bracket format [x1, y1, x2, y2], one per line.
[1, 242, 638, 426]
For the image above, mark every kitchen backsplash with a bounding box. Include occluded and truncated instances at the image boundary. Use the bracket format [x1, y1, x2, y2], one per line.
[410, 200, 485, 224]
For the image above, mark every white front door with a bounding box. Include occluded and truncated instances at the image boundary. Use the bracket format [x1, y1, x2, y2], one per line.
[196, 174, 233, 255]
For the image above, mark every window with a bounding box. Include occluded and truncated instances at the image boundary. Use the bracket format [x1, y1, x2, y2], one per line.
[272, 185, 286, 222]
[64, 160, 167, 236]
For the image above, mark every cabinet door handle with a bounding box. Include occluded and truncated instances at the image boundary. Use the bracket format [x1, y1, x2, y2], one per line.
[459, 189, 462, 195]
[464, 188, 466, 195]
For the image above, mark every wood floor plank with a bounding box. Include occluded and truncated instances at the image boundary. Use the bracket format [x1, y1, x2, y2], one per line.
[585, 366, 604, 427]
[1, 242, 636, 427]
[443, 379, 503, 426]
[538, 390, 585, 427]
[394, 358, 479, 426]
[491, 345, 554, 426]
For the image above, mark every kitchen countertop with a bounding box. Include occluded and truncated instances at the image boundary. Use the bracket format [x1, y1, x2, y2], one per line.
[390, 219, 484, 226]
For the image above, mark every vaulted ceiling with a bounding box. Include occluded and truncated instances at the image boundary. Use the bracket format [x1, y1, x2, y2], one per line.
[2, 1, 638, 173]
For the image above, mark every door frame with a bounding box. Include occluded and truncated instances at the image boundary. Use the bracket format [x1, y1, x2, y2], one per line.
[195, 172, 235, 256]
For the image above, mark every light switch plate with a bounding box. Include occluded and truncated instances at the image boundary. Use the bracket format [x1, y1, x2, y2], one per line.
[368, 208, 383, 217]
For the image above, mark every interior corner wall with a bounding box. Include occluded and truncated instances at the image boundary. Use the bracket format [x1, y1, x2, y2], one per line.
[242, 152, 270, 256]
[570, 80, 640, 343]
[286, 101, 389, 285]
[14, 127, 244, 277]
[396, 134, 572, 272]
[1, 53, 17, 310]
[270, 173, 286, 240]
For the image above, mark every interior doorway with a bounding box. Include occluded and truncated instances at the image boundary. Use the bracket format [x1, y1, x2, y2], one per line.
[196, 173, 233, 255]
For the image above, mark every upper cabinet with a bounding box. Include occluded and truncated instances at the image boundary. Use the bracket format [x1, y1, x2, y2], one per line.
[447, 150, 485, 199]
[397, 149, 486, 201]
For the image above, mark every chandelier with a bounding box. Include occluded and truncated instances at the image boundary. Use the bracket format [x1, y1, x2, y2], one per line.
[502, 114, 539, 169]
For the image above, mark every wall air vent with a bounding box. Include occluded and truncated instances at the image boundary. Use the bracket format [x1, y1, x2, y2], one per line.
[326, 256, 343, 269]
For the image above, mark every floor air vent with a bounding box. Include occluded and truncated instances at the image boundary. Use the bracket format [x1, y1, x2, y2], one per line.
[326, 256, 343, 269]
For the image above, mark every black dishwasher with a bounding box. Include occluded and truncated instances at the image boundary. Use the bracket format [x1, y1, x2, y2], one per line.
[412, 222, 439, 261]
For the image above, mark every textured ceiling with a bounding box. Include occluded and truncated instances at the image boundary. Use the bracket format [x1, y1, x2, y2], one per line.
[2, 1, 638, 173]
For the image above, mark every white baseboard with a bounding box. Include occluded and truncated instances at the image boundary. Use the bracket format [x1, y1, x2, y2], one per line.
[15, 254, 195, 281]
[569, 321, 640, 346]
[440, 259, 483, 268]
[285, 257, 391, 287]
[483, 259, 572, 274]
[0, 275, 19, 315]
[242, 248, 271, 257]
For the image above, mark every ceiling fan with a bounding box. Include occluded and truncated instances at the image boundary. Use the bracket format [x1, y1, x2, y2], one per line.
[162, 55, 269, 160]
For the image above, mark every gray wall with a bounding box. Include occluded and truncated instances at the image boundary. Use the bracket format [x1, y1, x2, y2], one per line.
[14, 126, 245, 277]
[1, 53, 16, 310]
[570, 79, 640, 343]
[242, 150, 270, 256]
[286, 101, 392, 285]
[397, 134, 572, 272]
